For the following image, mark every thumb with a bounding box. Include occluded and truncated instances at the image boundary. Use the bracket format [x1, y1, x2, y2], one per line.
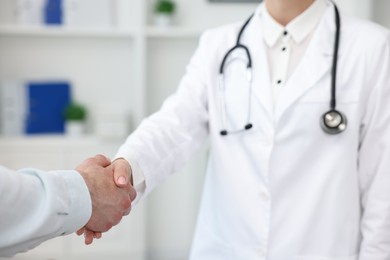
[113, 159, 132, 188]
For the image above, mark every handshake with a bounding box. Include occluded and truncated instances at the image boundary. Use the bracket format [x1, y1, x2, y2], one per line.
[75, 155, 136, 245]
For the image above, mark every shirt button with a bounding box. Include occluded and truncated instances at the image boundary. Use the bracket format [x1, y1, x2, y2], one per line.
[277, 79, 282, 84]
[283, 30, 288, 36]
[281, 46, 287, 52]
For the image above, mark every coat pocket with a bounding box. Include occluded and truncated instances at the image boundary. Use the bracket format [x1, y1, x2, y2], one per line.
[294, 254, 358, 260]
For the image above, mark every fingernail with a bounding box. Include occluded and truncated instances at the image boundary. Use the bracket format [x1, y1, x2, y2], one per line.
[118, 176, 126, 185]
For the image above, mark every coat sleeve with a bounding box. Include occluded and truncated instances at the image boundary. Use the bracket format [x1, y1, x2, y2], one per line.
[358, 32, 390, 259]
[0, 167, 91, 257]
[115, 32, 210, 200]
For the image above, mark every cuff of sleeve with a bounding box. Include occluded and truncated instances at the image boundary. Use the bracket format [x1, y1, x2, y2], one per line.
[51, 170, 92, 235]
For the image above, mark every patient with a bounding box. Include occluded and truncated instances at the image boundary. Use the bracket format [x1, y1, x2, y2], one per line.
[0, 154, 136, 257]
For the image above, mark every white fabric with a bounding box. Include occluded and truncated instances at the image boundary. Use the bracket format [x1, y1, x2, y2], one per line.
[116, 1, 390, 259]
[121, 0, 328, 189]
[0, 167, 91, 257]
[261, 0, 327, 101]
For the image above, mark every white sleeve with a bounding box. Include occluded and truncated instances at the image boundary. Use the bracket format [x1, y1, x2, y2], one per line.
[115, 32, 210, 201]
[113, 155, 146, 205]
[0, 166, 92, 257]
[358, 33, 390, 259]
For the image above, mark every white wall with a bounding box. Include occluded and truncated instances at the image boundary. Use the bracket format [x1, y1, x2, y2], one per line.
[371, 0, 390, 28]
[335, 0, 373, 19]
[146, 0, 257, 28]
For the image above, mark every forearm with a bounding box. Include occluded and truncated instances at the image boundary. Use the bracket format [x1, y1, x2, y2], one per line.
[358, 34, 390, 259]
[0, 167, 91, 257]
[358, 153, 390, 259]
[115, 35, 210, 198]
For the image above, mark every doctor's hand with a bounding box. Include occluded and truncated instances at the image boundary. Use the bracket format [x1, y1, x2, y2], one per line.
[75, 155, 136, 244]
[112, 158, 133, 186]
[112, 158, 134, 212]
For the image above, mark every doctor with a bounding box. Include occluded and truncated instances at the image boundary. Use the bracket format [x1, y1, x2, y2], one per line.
[84, 0, 390, 259]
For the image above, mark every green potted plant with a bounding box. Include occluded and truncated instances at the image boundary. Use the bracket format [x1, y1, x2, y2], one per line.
[154, 0, 176, 27]
[64, 103, 87, 136]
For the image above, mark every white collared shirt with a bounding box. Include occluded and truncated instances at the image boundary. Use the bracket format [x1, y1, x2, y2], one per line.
[260, 0, 328, 102]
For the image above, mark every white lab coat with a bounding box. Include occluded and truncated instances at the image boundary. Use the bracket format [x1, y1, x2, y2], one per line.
[116, 3, 390, 259]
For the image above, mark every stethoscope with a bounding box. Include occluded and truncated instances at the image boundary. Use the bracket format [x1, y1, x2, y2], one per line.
[218, 2, 347, 136]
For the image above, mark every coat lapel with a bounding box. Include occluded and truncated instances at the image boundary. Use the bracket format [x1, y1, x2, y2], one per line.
[275, 5, 336, 120]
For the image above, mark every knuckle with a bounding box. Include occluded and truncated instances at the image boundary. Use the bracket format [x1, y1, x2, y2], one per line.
[84, 157, 95, 165]
[122, 196, 132, 209]
[112, 212, 122, 226]
[94, 154, 105, 160]
[130, 189, 137, 201]
[104, 224, 112, 232]
[125, 204, 132, 215]
[94, 154, 108, 164]
[123, 207, 131, 216]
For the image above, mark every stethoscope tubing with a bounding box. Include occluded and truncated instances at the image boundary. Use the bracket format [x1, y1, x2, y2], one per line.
[218, 2, 346, 136]
[331, 3, 341, 110]
[219, 14, 254, 74]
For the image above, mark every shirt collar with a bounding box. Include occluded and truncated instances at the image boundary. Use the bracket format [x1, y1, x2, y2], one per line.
[260, 0, 328, 47]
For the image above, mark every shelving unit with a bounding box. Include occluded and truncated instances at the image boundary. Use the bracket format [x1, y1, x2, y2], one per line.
[0, 0, 388, 259]
[145, 26, 203, 39]
[0, 25, 204, 39]
[0, 25, 137, 38]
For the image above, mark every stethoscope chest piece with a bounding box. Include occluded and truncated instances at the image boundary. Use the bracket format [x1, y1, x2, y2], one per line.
[321, 110, 347, 135]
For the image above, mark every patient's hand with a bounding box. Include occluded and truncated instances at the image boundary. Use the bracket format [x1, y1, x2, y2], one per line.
[75, 155, 136, 244]
[75, 156, 136, 245]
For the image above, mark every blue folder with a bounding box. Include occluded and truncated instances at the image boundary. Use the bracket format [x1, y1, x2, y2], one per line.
[45, 0, 63, 25]
[25, 81, 71, 134]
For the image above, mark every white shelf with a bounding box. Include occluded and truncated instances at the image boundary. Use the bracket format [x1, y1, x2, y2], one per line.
[0, 25, 204, 39]
[146, 26, 204, 39]
[0, 25, 137, 38]
[0, 134, 119, 145]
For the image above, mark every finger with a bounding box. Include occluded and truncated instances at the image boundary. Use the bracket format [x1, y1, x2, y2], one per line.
[123, 206, 131, 216]
[94, 232, 102, 239]
[76, 227, 85, 236]
[84, 229, 95, 245]
[93, 154, 111, 168]
[129, 186, 137, 202]
[109, 209, 124, 227]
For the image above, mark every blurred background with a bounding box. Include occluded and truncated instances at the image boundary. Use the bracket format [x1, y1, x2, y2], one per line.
[0, 0, 389, 259]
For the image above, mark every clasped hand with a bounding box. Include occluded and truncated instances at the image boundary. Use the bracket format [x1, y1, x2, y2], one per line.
[75, 155, 135, 245]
